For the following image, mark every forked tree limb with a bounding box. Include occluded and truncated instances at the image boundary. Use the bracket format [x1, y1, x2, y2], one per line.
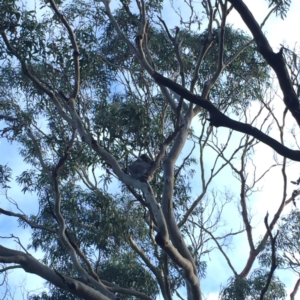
[153, 71, 300, 161]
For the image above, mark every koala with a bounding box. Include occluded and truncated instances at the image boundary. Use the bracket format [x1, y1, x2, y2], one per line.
[129, 154, 154, 181]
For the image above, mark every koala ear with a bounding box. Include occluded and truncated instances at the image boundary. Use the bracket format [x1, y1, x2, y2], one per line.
[140, 154, 154, 165]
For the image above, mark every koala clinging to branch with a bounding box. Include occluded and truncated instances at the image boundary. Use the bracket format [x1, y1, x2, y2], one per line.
[129, 154, 154, 181]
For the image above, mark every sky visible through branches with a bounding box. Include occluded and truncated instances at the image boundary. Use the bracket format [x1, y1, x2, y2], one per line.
[1, 0, 300, 299]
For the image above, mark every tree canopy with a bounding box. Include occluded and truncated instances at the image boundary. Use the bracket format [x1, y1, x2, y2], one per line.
[0, 0, 300, 299]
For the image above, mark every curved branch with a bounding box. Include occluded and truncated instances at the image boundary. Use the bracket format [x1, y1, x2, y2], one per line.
[290, 278, 300, 300]
[200, 225, 238, 277]
[0, 32, 73, 125]
[0, 208, 56, 233]
[259, 214, 278, 300]
[228, 0, 300, 126]
[0, 245, 111, 300]
[153, 71, 300, 161]
[128, 235, 166, 298]
[49, 0, 80, 100]
[102, 279, 154, 300]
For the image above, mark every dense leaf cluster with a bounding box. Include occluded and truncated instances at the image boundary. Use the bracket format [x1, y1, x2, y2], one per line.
[0, 0, 298, 299]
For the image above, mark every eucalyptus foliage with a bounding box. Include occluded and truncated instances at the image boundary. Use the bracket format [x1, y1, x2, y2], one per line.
[0, 0, 299, 300]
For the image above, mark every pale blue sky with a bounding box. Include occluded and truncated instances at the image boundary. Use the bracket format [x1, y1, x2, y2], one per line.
[1, 1, 300, 299]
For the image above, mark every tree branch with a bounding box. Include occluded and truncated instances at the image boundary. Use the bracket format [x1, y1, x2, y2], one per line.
[228, 0, 300, 126]
[153, 71, 300, 161]
[0, 245, 112, 300]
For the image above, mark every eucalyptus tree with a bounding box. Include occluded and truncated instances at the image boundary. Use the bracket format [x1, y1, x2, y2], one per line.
[0, 0, 298, 299]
